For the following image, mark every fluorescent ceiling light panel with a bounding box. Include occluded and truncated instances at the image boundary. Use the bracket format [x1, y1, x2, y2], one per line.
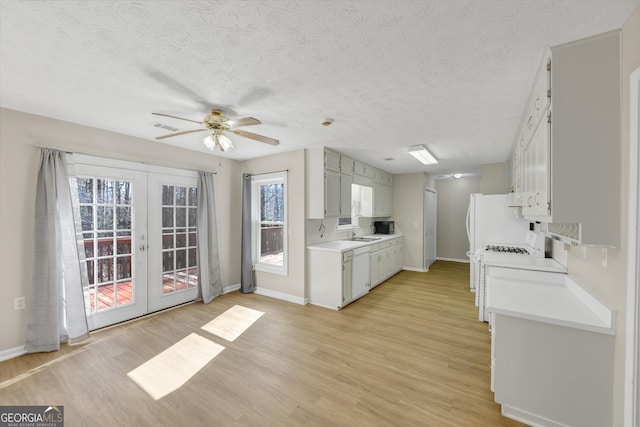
[408, 144, 438, 165]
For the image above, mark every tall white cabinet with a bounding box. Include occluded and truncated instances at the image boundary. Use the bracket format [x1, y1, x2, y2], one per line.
[511, 30, 621, 246]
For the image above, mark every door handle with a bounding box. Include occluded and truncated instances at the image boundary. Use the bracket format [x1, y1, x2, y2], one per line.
[139, 245, 146, 251]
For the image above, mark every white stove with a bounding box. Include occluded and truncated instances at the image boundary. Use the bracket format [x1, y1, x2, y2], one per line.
[484, 244, 532, 255]
[473, 232, 545, 322]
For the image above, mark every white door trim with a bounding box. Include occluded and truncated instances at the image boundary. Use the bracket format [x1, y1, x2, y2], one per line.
[625, 66, 640, 427]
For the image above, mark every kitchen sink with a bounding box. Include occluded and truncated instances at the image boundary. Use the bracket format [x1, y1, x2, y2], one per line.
[348, 236, 381, 242]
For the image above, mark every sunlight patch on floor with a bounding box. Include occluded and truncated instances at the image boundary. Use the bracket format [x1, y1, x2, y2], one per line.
[127, 333, 224, 400]
[201, 305, 264, 342]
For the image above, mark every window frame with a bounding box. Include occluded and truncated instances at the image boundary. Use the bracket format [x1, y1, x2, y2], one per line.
[251, 171, 288, 276]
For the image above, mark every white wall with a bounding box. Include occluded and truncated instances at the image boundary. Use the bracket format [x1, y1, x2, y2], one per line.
[242, 150, 307, 303]
[480, 162, 508, 194]
[435, 176, 481, 261]
[564, 9, 639, 426]
[0, 107, 241, 354]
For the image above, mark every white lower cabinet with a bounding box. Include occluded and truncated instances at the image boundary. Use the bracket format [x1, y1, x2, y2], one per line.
[308, 249, 354, 310]
[308, 237, 404, 309]
[370, 237, 404, 288]
[486, 268, 615, 427]
[492, 313, 614, 427]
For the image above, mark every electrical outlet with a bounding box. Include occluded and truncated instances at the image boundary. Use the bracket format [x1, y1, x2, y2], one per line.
[14, 296, 26, 310]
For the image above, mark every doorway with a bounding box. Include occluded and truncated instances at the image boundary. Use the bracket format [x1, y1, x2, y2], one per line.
[72, 156, 199, 330]
[424, 188, 437, 271]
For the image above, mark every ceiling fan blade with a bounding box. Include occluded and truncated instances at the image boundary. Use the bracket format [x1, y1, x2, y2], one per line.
[227, 117, 261, 128]
[232, 129, 279, 146]
[155, 128, 208, 140]
[152, 112, 202, 124]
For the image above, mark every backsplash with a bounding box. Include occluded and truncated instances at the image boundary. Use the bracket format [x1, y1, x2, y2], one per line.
[306, 217, 380, 246]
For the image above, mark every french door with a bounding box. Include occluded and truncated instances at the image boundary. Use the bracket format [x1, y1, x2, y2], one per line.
[73, 157, 199, 330]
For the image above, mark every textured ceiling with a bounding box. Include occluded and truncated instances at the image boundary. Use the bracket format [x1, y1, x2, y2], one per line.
[1, 1, 638, 175]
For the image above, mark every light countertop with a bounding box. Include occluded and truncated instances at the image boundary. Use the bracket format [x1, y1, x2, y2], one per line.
[307, 233, 404, 252]
[486, 268, 615, 335]
[482, 252, 568, 273]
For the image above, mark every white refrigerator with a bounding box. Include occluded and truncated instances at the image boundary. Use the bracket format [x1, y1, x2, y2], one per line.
[466, 193, 530, 290]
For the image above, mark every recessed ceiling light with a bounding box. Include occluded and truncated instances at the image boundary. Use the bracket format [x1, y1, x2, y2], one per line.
[384, 157, 394, 161]
[321, 118, 333, 126]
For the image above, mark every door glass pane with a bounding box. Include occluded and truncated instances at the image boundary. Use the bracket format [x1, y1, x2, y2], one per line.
[162, 185, 174, 205]
[162, 208, 173, 227]
[97, 179, 114, 204]
[176, 208, 186, 227]
[78, 175, 134, 313]
[115, 181, 131, 204]
[161, 184, 198, 295]
[175, 187, 187, 206]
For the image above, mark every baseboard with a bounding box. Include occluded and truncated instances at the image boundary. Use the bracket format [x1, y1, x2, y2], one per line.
[436, 257, 470, 264]
[501, 404, 567, 427]
[0, 345, 26, 362]
[254, 287, 307, 305]
[402, 266, 427, 273]
[223, 284, 240, 294]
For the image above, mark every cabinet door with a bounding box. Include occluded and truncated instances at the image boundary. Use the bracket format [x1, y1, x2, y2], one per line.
[325, 149, 341, 172]
[382, 185, 392, 215]
[372, 182, 383, 216]
[534, 114, 551, 216]
[340, 156, 354, 175]
[354, 161, 374, 178]
[521, 132, 536, 216]
[324, 170, 341, 217]
[340, 174, 353, 217]
[342, 258, 352, 306]
[370, 252, 380, 287]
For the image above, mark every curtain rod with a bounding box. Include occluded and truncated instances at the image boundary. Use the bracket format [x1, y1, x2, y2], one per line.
[33, 144, 218, 174]
[244, 169, 289, 177]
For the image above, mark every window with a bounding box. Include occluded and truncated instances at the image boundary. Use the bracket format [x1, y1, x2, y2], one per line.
[252, 172, 287, 275]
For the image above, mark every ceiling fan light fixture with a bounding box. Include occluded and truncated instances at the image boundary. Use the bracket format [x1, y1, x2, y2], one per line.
[408, 144, 438, 165]
[216, 134, 234, 152]
[203, 134, 216, 151]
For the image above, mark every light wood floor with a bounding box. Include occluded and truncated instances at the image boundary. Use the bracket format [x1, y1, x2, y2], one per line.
[0, 261, 523, 426]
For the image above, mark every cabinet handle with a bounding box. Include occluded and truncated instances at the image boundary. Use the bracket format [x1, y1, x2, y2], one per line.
[534, 97, 540, 110]
[535, 192, 540, 205]
[527, 116, 533, 129]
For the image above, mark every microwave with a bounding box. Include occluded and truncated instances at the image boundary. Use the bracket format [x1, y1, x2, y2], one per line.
[374, 221, 395, 234]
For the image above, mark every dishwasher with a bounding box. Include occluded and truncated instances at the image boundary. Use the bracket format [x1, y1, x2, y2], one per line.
[351, 246, 371, 301]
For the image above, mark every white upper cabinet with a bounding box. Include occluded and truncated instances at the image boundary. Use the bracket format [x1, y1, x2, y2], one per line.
[513, 30, 621, 246]
[354, 161, 374, 178]
[307, 146, 394, 219]
[325, 149, 341, 172]
[340, 156, 354, 175]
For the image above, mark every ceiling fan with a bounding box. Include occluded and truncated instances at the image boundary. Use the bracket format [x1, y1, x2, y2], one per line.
[152, 109, 279, 152]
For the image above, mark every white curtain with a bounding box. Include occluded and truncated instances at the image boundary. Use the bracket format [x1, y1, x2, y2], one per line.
[25, 149, 89, 353]
[196, 172, 223, 303]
